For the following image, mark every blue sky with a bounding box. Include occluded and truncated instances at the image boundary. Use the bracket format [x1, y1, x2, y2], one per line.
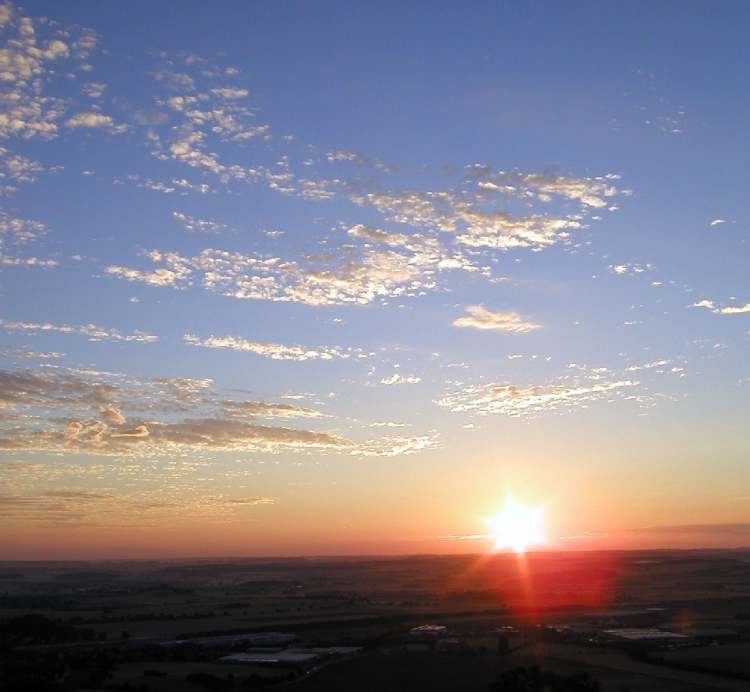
[1, 1, 749, 557]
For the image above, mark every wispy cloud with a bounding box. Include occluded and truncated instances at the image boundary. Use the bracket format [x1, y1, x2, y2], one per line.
[437, 378, 638, 417]
[172, 211, 229, 234]
[0, 318, 158, 343]
[183, 333, 356, 361]
[453, 305, 541, 333]
[380, 373, 421, 385]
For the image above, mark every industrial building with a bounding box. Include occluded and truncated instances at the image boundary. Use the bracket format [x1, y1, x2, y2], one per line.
[409, 624, 448, 638]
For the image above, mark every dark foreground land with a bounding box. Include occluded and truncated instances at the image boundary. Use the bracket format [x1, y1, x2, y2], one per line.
[2, 549, 750, 691]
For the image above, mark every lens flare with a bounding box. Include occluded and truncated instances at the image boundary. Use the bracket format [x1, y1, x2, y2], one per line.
[485, 496, 546, 553]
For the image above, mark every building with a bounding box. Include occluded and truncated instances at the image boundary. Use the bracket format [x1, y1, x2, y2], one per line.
[602, 628, 689, 645]
[409, 624, 448, 638]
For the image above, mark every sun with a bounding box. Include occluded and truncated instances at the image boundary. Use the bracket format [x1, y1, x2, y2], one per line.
[485, 496, 546, 554]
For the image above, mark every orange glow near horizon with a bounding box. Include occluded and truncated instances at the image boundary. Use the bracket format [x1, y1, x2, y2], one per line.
[485, 496, 546, 554]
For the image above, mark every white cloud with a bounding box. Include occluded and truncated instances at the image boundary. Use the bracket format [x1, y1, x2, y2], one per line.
[325, 149, 392, 172]
[123, 175, 213, 195]
[624, 359, 670, 373]
[66, 112, 112, 128]
[0, 7, 106, 144]
[610, 263, 651, 276]
[1, 349, 63, 360]
[380, 373, 421, 385]
[183, 333, 354, 361]
[452, 305, 540, 333]
[0, 318, 158, 343]
[352, 168, 625, 253]
[0, 212, 47, 244]
[468, 167, 624, 207]
[172, 211, 228, 234]
[437, 378, 638, 417]
[1, 256, 58, 268]
[210, 87, 249, 100]
[691, 299, 750, 315]
[66, 111, 127, 133]
[0, 147, 44, 193]
[355, 190, 586, 251]
[106, 250, 193, 287]
[103, 233, 482, 306]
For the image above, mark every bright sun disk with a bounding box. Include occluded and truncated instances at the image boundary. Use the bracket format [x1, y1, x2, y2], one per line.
[485, 496, 546, 554]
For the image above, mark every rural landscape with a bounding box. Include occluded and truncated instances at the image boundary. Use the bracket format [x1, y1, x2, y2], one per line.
[3, 551, 750, 691]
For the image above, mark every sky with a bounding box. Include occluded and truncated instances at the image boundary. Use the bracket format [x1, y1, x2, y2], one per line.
[1, 0, 749, 559]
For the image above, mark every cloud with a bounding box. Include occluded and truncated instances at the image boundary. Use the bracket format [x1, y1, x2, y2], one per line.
[82, 82, 106, 99]
[0, 488, 275, 528]
[1, 349, 63, 360]
[1, 256, 58, 268]
[466, 167, 624, 207]
[360, 434, 437, 456]
[0, 7, 100, 141]
[0, 147, 45, 193]
[0, 212, 47, 244]
[355, 190, 586, 251]
[216, 496, 274, 506]
[325, 149, 393, 172]
[124, 174, 214, 195]
[437, 378, 638, 417]
[624, 359, 671, 373]
[140, 418, 350, 453]
[626, 522, 750, 537]
[104, 233, 482, 306]
[65, 111, 127, 133]
[452, 305, 540, 333]
[183, 333, 354, 361]
[0, 365, 436, 460]
[106, 250, 193, 287]
[0, 415, 434, 458]
[172, 211, 228, 234]
[0, 368, 119, 409]
[609, 263, 651, 276]
[380, 373, 421, 385]
[691, 299, 750, 315]
[146, 57, 271, 181]
[222, 400, 326, 419]
[210, 87, 249, 100]
[0, 4, 11, 27]
[100, 405, 126, 425]
[0, 318, 158, 342]
[352, 168, 625, 252]
[148, 377, 213, 402]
